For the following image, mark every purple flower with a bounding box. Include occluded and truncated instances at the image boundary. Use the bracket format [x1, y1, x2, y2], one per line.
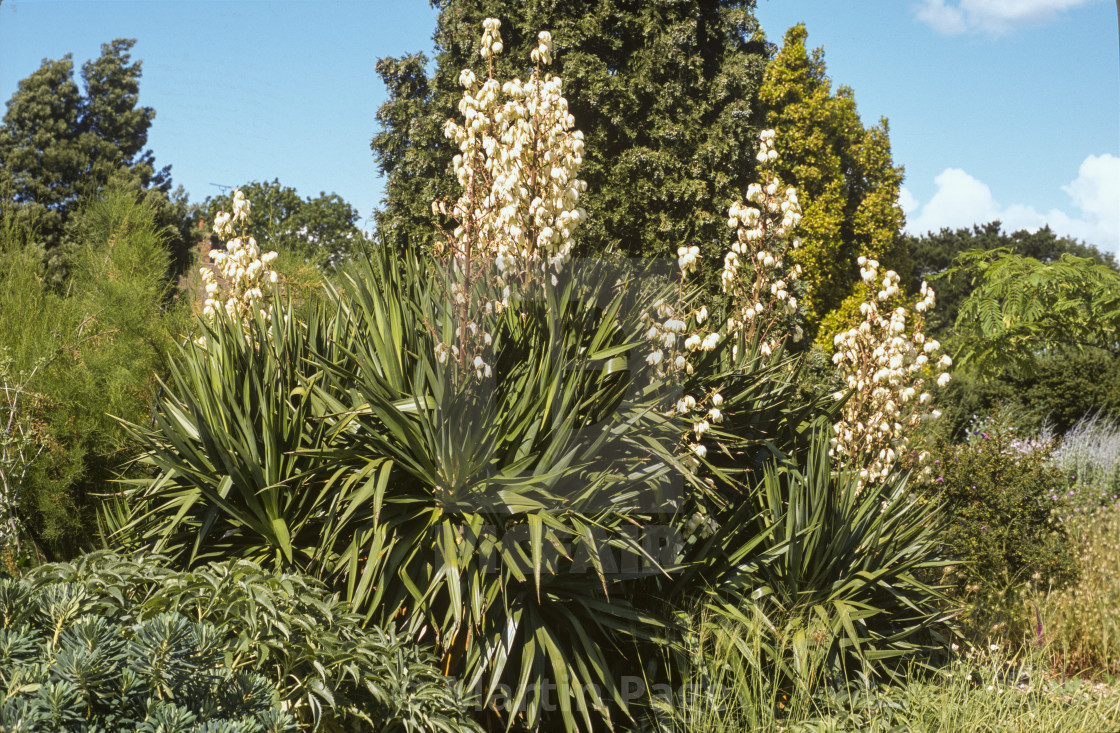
[981, 432, 991, 440]
[936, 477, 944, 483]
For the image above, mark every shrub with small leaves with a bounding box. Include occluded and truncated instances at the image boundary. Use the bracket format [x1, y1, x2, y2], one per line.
[918, 426, 1078, 645]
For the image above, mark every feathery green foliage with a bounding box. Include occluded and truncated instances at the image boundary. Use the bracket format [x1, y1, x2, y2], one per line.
[906, 222, 1116, 344]
[0, 186, 188, 561]
[949, 248, 1120, 377]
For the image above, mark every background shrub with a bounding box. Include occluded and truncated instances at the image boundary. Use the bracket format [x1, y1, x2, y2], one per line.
[919, 426, 1077, 644]
[1050, 414, 1120, 519]
[0, 186, 190, 562]
[932, 350, 1120, 443]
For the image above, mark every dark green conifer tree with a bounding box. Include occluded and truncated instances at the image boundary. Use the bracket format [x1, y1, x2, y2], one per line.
[372, 0, 770, 289]
[0, 39, 194, 282]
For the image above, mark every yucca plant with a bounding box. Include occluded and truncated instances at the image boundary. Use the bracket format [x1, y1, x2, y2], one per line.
[112, 295, 352, 569]
[103, 26, 953, 730]
[305, 247, 692, 731]
[632, 423, 958, 732]
[682, 425, 956, 686]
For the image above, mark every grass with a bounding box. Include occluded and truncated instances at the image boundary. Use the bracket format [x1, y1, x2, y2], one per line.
[1036, 502, 1120, 680]
[1029, 415, 1120, 680]
[639, 609, 1120, 732]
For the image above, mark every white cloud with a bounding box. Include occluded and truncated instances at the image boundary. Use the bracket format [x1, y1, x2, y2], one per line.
[898, 186, 920, 217]
[905, 155, 1120, 255]
[915, 0, 1102, 35]
[907, 168, 1001, 231]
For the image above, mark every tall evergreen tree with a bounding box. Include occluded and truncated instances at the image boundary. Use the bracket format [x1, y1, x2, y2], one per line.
[759, 24, 908, 342]
[0, 39, 189, 282]
[372, 0, 770, 285]
[0, 54, 85, 250]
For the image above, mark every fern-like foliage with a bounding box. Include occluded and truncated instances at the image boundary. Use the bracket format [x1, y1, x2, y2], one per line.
[948, 248, 1120, 376]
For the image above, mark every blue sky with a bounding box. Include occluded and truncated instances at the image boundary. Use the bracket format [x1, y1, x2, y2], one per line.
[1, 0, 1117, 253]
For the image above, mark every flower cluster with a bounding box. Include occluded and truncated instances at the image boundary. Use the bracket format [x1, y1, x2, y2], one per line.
[640, 249, 723, 463]
[721, 130, 804, 358]
[676, 388, 725, 466]
[479, 17, 504, 60]
[438, 19, 586, 287]
[641, 297, 718, 379]
[830, 257, 950, 484]
[433, 19, 588, 380]
[657, 130, 807, 467]
[200, 189, 279, 324]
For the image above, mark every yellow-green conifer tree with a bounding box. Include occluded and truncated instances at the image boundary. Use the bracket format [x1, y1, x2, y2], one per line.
[760, 24, 909, 345]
